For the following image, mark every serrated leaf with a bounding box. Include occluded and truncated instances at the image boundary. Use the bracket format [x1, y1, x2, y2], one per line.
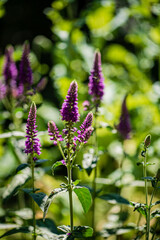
[2, 168, 31, 201]
[73, 187, 92, 213]
[52, 161, 66, 175]
[99, 194, 130, 205]
[16, 163, 29, 173]
[43, 188, 67, 220]
[23, 190, 48, 211]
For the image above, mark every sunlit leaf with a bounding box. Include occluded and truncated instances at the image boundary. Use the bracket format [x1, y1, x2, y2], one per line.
[73, 187, 92, 213]
[2, 168, 31, 201]
[43, 188, 67, 220]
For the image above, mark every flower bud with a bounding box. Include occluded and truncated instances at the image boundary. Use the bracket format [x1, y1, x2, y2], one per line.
[144, 134, 151, 148]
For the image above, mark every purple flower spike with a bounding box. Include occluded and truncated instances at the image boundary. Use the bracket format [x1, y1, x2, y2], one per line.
[19, 43, 33, 89]
[116, 95, 131, 140]
[83, 127, 93, 143]
[77, 112, 93, 142]
[60, 81, 80, 123]
[3, 47, 18, 85]
[48, 121, 63, 145]
[88, 51, 104, 105]
[0, 81, 6, 100]
[24, 102, 41, 156]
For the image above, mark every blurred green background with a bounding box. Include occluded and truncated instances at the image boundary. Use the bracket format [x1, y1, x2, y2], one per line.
[0, 0, 160, 239]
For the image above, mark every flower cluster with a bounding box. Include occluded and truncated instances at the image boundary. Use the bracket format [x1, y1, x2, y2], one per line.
[116, 95, 131, 139]
[24, 102, 41, 156]
[0, 43, 47, 101]
[19, 43, 33, 92]
[77, 112, 93, 143]
[60, 81, 80, 123]
[88, 51, 104, 106]
[48, 81, 93, 153]
[48, 121, 63, 145]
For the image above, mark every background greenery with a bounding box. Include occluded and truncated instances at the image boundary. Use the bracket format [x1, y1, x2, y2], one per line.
[0, 0, 160, 239]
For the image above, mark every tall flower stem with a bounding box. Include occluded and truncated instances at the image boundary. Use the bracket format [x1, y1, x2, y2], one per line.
[143, 150, 149, 240]
[67, 123, 74, 232]
[68, 164, 73, 231]
[31, 155, 36, 240]
[92, 111, 98, 231]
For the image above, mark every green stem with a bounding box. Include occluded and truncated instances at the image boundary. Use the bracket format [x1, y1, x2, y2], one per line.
[68, 164, 73, 231]
[57, 141, 66, 161]
[31, 156, 36, 240]
[67, 123, 74, 232]
[143, 150, 149, 240]
[92, 110, 98, 231]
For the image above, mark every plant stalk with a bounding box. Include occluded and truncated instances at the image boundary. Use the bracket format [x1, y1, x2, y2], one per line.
[92, 110, 98, 231]
[67, 123, 74, 232]
[68, 164, 73, 232]
[31, 156, 36, 240]
[143, 150, 149, 240]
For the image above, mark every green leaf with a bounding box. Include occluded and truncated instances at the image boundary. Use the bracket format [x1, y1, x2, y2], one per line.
[16, 163, 29, 173]
[58, 225, 93, 238]
[58, 225, 70, 233]
[100, 225, 135, 238]
[23, 190, 48, 211]
[130, 202, 147, 217]
[2, 168, 31, 201]
[43, 188, 67, 220]
[151, 200, 160, 207]
[73, 179, 81, 186]
[72, 226, 93, 238]
[35, 159, 49, 166]
[151, 210, 160, 219]
[10, 208, 33, 220]
[52, 161, 66, 175]
[0, 227, 32, 238]
[141, 176, 155, 181]
[36, 218, 58, 234]
[99, 194, 130, 205]
[73, 187, 92, 213]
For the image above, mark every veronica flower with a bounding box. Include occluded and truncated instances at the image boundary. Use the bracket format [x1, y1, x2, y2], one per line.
[83, 127, 93, 144]
[19, 43, 33, 92]
[3, 47, 18, 85]
[88, 51, 104, 106]
[0, 81, 6, 100]
[60, 81, 79, 123]
[24, 102, 41, 156]
[116, 95, 131, 139]
[77, 112, 93, 142]
[48, 121, 63, 145]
